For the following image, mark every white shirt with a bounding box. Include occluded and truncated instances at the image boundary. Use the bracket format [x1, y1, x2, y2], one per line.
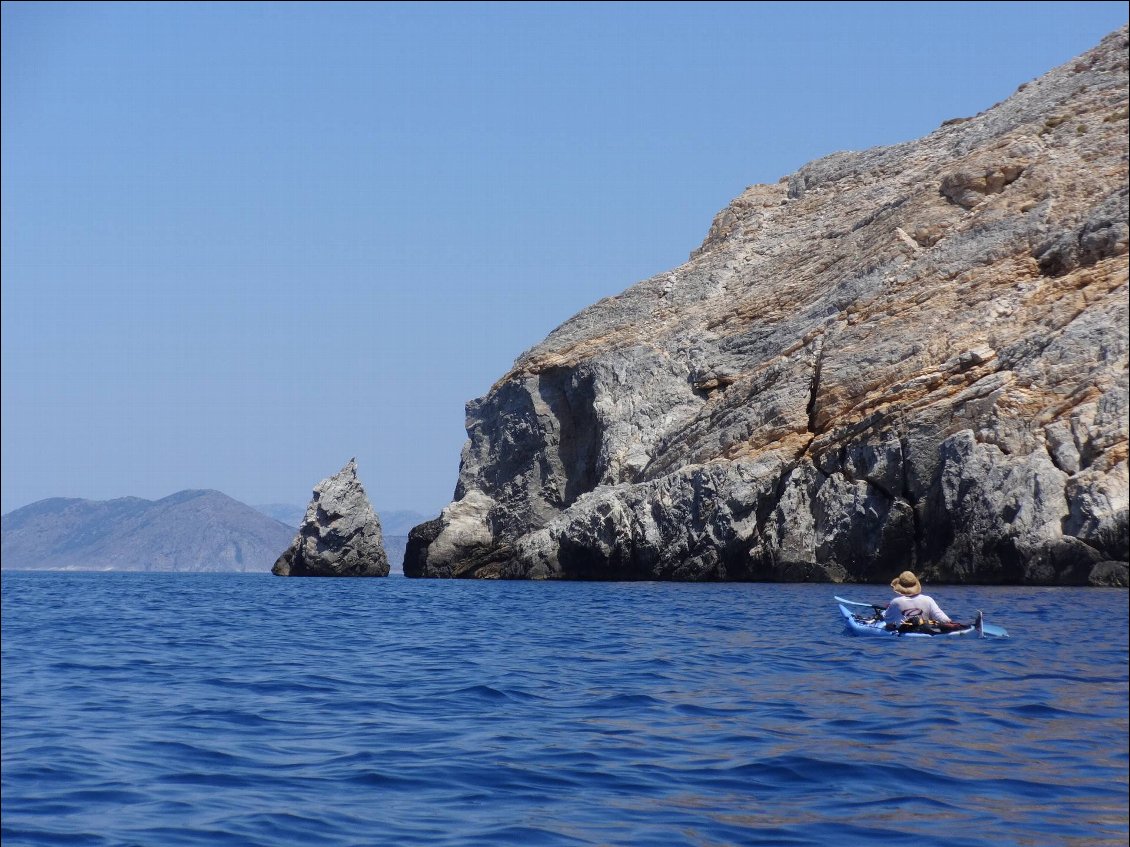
[883, 593, 951, 624]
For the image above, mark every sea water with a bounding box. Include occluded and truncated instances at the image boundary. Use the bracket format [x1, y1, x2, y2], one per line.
[2, 571, 1127, 847]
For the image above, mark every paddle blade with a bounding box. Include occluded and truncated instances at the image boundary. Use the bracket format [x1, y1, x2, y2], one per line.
[980, 622, 1009, 638]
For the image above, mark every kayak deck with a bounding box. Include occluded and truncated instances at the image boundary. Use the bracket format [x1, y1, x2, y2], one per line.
[838, 603, 1008, 638]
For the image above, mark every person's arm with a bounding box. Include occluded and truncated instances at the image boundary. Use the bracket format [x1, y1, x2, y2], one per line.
[882, 598, 901, 622]
[928, 597, 951, 623]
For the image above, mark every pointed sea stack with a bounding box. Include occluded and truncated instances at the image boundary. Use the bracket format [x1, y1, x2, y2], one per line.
[272, 459, 389, 577]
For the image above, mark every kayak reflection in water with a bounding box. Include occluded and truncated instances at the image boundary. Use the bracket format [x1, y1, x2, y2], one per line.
[882, 570, 952, 629]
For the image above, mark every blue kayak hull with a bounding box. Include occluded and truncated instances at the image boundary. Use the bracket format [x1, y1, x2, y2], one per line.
[838, 604, 1005, 638]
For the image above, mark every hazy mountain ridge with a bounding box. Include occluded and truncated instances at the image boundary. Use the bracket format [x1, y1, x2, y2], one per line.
[253, 503, 307, 529]
[1, 493, 419, 573]
[253, 503, 427, 537]
[1, 490, 295, 572]
[383, 536, 409, 574]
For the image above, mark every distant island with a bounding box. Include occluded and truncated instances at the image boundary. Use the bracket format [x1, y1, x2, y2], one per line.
[0, 491, 423, 573]
[254, 504, 428, 538]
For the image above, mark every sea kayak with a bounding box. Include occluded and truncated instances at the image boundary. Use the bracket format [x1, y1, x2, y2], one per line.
[837, 600, 1009, 638]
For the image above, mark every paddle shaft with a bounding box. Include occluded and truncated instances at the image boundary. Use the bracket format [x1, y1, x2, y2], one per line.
[834, 596, 885, 611]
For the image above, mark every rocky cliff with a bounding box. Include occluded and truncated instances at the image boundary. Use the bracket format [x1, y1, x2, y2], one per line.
[406, 27, 1130, 586]
[273, 459, 389, 577]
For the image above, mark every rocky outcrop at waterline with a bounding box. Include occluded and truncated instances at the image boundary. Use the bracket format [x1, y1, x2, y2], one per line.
[406, 27, 1130, 586]
[272, 459, 389, 577]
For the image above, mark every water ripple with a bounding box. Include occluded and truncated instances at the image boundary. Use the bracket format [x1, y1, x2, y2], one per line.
[3, 573, 1127, 846]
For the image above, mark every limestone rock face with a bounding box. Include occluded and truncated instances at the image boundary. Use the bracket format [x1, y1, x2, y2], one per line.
[272, 459, 389, 577]
[406, 28, 1130, 586]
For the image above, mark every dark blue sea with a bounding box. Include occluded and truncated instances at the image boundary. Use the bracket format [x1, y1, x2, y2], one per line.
[2, 572, 1127, 847]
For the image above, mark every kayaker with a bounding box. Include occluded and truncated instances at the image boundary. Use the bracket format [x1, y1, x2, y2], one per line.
[882, 570, 952, 626]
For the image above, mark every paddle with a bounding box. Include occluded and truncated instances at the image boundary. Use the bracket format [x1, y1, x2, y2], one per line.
[979, 619, 1008, 638]
[834, 595, 885, 612]
[835, 595, 1008, 637]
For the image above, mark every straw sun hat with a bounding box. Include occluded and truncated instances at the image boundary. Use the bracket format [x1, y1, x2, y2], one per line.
[890, 571, 922, 596]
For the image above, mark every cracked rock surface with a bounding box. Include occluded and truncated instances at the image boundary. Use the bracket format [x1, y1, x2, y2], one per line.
[273, 459, 389, 577]
[405, 28, 1129, 585]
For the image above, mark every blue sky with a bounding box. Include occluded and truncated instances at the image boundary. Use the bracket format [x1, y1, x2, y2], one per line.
[2, 1, 1126, 516]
